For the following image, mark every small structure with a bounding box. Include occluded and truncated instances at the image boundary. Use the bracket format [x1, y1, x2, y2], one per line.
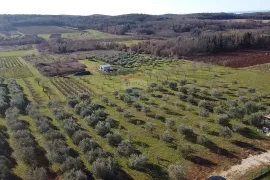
[99, 64, 111, 72]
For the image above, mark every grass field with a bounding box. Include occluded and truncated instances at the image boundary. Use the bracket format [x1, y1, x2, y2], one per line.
[62, 29, 129, 40]
[0, 49, 38, 57]
[16, 26, 78, 35]
[0, 53, 269, 180]
[246, 63, 270, 72]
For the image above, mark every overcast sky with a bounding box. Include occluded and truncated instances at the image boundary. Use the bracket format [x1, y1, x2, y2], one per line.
[0, 0, 269, 15]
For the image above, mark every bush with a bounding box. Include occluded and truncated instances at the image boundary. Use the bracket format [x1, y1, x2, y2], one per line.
[229, 107, 245, 119]
[166, 118, 176, 129]
[95, 121, 111, 136]
[128, 153, 148, 169]
[106, 133, 122, 146]
[92, 157, 117, 179]
[162, 94, 170, 101]
[188, 85, 196, 95]
[232, 124, 246, 133]
[144, 122, 156, 133]
[214, 105, 224, 114]
[248, 112, 264, 127]
[84, 114, 99, 127]
[178, 125, 195, 138]
[177, 144, 193, 159]
[200, 87, 209, 96]
[215, 114, 230, 126]
[211, 88, 222, 98]
[187, 95, 197, 105]
[168, 82, 177, 90]
[197, 135, 212, 146]
[61, 157, 83, 172]
[62, 119, 80, 136]
[67, 95, 79, 108]
[101, 96, 109, 104]
[86, 148, 107, 164]
[168, 164, 187, 180]
[62, 170, 87, 180]
[199, 122, 210, 132]
[79, 138, 99, 153]
[112, 91, 119, 96]
[245, 101, 259, 114]
[219, 127, 233, 138]
[199, 107, 209, 117]
[248, 87, 256, 93]
[179, 79, 187, 86]
[238, 96, 249, 103]
[72, 130, 89, 145]
[160, 130, 173, 143]
[117, 140, 135, 156]
[25, 167, 48, 180]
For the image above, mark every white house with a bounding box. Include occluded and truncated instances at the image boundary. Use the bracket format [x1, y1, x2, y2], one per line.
[99, 64, 111, 72]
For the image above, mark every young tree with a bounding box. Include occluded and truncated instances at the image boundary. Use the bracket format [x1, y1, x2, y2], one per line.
[92, 157, 118, 179]
[168, 164, 187, 180]
[128, 153, 148, 169]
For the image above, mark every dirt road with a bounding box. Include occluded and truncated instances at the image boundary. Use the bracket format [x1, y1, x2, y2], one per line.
[218, 150, 270, 180]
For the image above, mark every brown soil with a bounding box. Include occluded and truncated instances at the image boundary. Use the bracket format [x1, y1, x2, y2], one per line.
[36, 60, 86, 77]
[190, 50, 270, 68]
[187, 139, 270, 180]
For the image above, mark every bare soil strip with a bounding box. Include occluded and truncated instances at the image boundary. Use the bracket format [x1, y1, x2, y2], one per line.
[217, 150, 270, 180]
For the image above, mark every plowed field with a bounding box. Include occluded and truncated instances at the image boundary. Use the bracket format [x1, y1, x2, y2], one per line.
[190, 50, 270, 68]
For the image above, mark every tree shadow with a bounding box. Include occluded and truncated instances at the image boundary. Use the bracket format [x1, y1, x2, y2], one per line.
[143, 163, 168, 180]
[113, 168, 133, 180]
[205, 141, 238, 159]
[231, 140, 266, 152]
[187, 155, 217, 167]
[133, 141, 150, 148]
[208, 131, 219, 137]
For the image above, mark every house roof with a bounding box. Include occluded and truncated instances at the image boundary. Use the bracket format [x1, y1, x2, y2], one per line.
[264, 114, 270, 119]
[100, 64, 111, 68]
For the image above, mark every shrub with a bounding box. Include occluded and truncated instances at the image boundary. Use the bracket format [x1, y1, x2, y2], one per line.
[178, 86, 187, 94]
[188, 85, 196, 95]
[117, 140, 135, 156]
[166, 118, 176, 129]
[232, 124, 246, 133]
[168, 164, 187, 180]
[71, 130, 89, 145]
[25, 167, 48, 180]
[177, 92, 187, 101]
[248, 87, 256, 93]
[219, 127, 233, 138]
[179, 79, 187, 86]
[238, 89, 247, 96]
[232, 80, 238, 85]
[62, 119, 80, 136]
[168, 82, 177, 90]
[238, 96, 249, 103]
[128, 153, 148, 169]
[199, 122, 210, 132]
[200, 88, 209, 96]
[244, 101, 259, 114]
[162, 94, 170, 101]
[61, 157, 83, 172]
[199, 107, 209, 117]
[211, 88, 222, 98]
[248, 112, 264, 127]
[160, 130, 173, 143]
[197, 135, 212, 146]
[178, 125, 195, 138]
[67, 95, 79, 108]
[141, 106, 150, 114]
[95, 122, 111, 136]
[144, 122, 156, 133]
[92, 157, 117, 179]
[106, 133, 122, 146]
[112, 91, 119, 96]
[62, 170, 87, 180]
[101, 96, 109, 104]
[132, 102, 141, 110]
[86, 148, 107, 164]
[177, 144, 193, 159]
[84, 114, 99, 127]
[187, 95, 197, 105]
[229, 107, 245, 119]
[215, 114, 230, 126]
[79, 138, 99, 153]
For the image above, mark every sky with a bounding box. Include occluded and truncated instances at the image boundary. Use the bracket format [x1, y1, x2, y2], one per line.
[0, 0, 269, 15]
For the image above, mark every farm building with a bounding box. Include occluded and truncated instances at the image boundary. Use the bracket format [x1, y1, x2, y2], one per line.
[99, 64, 111, 72]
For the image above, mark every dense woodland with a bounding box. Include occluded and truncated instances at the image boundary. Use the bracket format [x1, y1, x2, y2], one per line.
[1, 13, 270, 57]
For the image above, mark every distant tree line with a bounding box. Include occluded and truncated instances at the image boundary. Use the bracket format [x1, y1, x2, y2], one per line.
[0, 13, 270, 36]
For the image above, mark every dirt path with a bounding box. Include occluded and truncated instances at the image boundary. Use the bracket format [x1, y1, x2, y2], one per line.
[218, 150, 270, 180]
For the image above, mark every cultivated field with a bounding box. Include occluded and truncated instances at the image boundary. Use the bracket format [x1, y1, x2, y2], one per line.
[190, 50, 270, 68]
